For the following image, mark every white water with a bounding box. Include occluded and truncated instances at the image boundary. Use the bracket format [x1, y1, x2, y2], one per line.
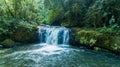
[35, 26, 70, 55]
[38, 25, 69, 45]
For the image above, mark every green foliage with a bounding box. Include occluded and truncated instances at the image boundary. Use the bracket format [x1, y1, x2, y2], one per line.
[0, 0, 42, 24]
[46, 6, 64, 24]
[76, 29, 120, 52]
[43, 0, 93, 26]
[103, 0, 120, 24]
[0, 0, 41, 42]
[98, 24, 120, 35]
[76, 30, 100, 46]
[85, 0, 103, 27]
[0, 0, 120, 28]
[43, 0, 120, 28]
[85, 0, 120, 27]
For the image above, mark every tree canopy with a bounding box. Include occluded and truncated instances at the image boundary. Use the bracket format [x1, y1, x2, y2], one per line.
[0, 0, 120, 34]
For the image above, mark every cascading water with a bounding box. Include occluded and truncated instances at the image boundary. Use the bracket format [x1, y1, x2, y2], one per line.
[38, 25, 69, 45]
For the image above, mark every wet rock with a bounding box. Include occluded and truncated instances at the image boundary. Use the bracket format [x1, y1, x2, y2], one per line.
[69, 28, 79, 46]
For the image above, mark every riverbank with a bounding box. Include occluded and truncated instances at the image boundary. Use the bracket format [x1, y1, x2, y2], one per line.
[72, 27, 120, 55]
[0, 24, 39, 48]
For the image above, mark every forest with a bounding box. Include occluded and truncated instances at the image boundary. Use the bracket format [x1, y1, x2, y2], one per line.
[0, 0, 120, 67]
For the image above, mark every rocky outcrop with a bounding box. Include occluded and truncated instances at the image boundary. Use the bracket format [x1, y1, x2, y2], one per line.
[73, 28, 120, 54]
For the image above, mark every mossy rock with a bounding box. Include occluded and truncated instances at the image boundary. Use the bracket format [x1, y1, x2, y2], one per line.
[1, 39, 15, 47]
[76, 30, 101, 46]
[110, 37, 120, 52]
[10, 25, 39, 43]
[75, 29, 120, 53]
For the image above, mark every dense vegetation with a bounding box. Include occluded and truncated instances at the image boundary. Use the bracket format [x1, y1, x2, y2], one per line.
[0, 0, 120, 54]
[0, 0, 120, 34]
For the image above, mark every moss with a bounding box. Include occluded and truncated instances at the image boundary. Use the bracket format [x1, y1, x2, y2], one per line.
[75, 29, 120, 53]
[96, 35, 120, 53]
[110, 37, 120, 52]
[76, 30, 101, 46]
[0, 24, 38, 47]
[1, 39, 15, 47]
[10, 25, 38, 43]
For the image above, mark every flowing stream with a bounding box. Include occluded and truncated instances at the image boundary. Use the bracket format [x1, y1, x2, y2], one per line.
[0, 26, 120, 67]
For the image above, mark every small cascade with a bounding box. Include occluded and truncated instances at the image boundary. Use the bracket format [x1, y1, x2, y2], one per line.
[38, 25, 69, 45]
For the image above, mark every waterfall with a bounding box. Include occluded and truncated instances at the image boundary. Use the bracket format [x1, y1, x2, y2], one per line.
[38, 25, 69, 45]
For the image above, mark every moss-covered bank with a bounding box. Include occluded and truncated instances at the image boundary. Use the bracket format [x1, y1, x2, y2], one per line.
[10, 25, 39, 43]
[73, 28, 120, 54]
[0, 25, 39, 48]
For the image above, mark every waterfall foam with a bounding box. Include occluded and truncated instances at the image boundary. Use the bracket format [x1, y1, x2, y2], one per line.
[38, 25, 69, 45]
